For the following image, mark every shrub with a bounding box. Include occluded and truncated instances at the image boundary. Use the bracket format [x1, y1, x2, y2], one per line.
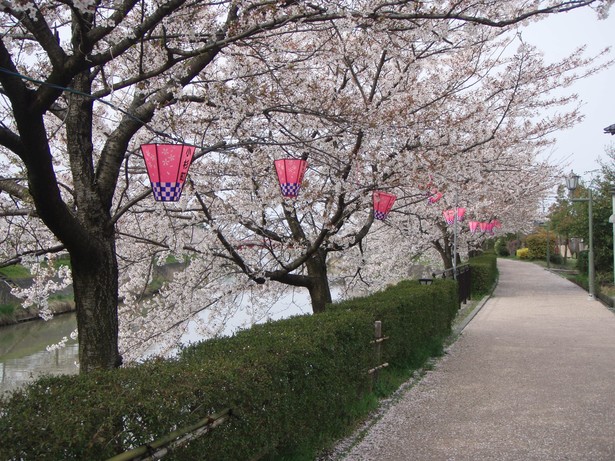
[494, 238, 510, 257]
[516, 248, 530, 260]
[525, 232, 558, 260]
[469, 252, 497, 296]
[0, 279, 458, 461]
[549, 253, 563, 265]
[577, 250, 589, 273]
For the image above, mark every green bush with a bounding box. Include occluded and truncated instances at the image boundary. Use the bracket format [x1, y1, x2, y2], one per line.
[469, 252, 497, 296]
[525, 232, 558, 260]
[577, 250, 589, 273]
[0, 303, 14, 316]
[549, 253, 564, 265]
[494, 238, 510, 257]
[0, 279, 458, 461]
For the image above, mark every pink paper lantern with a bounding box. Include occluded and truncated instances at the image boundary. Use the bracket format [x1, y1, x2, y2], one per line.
[469, 221, 480, 233]
[443, 209, 456, 225]
[274, 158, 308, 198]
[373, 191, 396, 220]
[479, 221, 495, 235]
[427, 191, 443, 204]
[141, 143, 195, 201]
[492, 219, 502, 228]
[443, 208, 465, 225]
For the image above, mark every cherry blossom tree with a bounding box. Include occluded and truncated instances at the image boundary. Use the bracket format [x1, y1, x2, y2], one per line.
[166, 3, 608, 310]
[0, 0, 611, 369]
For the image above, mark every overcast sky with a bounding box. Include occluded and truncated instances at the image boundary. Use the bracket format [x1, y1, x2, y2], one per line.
[519, 6, 614, 184]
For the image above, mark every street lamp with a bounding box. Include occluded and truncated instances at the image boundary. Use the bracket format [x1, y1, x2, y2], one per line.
[566, 171, 595, 300]
[610, 186, 615, 287]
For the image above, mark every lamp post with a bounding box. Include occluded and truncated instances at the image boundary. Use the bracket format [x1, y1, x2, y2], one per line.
[610, 186, 615, 286]
[546, 219, 551, 270]
[566, 171, 595, 300]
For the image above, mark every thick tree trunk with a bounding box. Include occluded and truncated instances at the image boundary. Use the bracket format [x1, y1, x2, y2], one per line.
[65, 70, 122, 372]
[305, 249, 332, 314]
[71, 237, 121, 372]
[433, 238, 453, 270]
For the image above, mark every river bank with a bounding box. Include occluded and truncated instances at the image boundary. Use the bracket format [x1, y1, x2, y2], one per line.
[0, 300, 75, 327]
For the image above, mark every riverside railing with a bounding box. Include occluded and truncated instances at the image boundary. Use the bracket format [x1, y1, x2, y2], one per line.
[106, 408, 232, 461]
[431, 264, 471, 305]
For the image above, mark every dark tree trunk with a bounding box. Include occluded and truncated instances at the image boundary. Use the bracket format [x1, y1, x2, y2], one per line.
[64, 71, 122, 372]
[305, 249, 332, 314]
[71, 238, 121, 371]
[433, 236, 453, 270]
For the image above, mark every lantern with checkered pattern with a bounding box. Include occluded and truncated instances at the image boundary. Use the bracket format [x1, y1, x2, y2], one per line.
[443, 209, 456, 225]
[373, 191, 396, 220]
[428, 191, 443, 204]
[141, 143, 195, 201]
[443, 208, 465, 225]
[274, 158, 308, 198]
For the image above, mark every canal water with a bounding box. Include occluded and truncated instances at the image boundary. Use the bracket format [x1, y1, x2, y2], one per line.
[0, 312, 79, 395]
[0, 288, 328, 395]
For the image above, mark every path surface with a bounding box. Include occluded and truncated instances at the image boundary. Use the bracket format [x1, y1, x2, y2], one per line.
[341, 259, 615, 460]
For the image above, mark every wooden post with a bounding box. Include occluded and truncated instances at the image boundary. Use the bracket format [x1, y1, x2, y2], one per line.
[368, 321, 389, 392]
[374, 320, 382, 388]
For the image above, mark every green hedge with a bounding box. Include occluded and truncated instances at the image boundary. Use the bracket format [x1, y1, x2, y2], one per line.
[469, 252, 498, 296]
[0, 279, 458, 461]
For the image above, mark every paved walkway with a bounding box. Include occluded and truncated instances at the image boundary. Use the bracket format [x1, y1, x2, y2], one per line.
[341, 259, 615, 460]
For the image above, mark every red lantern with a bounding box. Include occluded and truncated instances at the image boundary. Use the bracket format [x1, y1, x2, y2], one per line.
[428, 191, 443, 204]
[479, 222, 489, 233]
[443, 208, 465, 225]
[141, 143, 195, 201]
[274, 159, 308, 198]
[469, 221, 480, 233]
[373, 191, 396, 220]
[443, 209, 456, 225]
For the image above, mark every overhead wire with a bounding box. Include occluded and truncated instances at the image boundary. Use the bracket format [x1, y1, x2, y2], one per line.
[0, 65, 184, 144]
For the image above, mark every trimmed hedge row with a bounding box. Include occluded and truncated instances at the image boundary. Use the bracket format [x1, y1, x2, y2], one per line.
[0, 279, 458, 461]
[469, 252, 498, 296]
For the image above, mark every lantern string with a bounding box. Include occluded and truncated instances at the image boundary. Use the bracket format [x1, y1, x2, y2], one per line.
[0, 67, 482, 209]
[0, 66, 184, 144]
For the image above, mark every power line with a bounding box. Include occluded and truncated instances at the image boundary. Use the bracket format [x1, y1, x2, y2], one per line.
[0, 66, 182, 144]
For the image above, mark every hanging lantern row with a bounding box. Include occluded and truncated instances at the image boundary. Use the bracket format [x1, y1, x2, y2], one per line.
[274, 158, 398, 221]
[141, 143, 195, 202]
[141, 151, 400, 220]
[141, 150, 506, 234]
[468, 220, 501, 235]
[443, 207, 466, 225]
